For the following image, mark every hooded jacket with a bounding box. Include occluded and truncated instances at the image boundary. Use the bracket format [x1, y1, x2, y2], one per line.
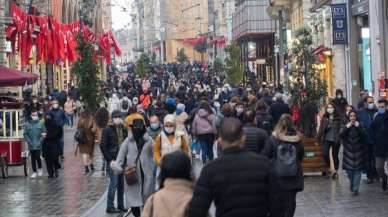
[142, 179, 193, 217]
[24, 119, 46, 150]
[261, 130, 304, 192]
[191, 109, 216, 136]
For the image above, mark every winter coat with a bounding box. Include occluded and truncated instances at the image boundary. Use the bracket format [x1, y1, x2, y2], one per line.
[243, 123, 268, 154]
[76, 116, 95, 155]
[110, 132, 155, 207]
[42, 121, 61, 159]
[188, 147, 271, 217]
[191, 109, 216, 137]
[270, 101, 290, 124]
[371, 113, 388, 157]
[24, 120, 46, 151]
[255, 109, 274, 134]
[49, 109, 66, 127]
[142, 179, 193, 217]
[261, 131, 304, 192]
[340, 124, 366, 170]
[332, 97, 348, 118]
[358, 108, 377, 144]
[317, 116, 342, 144]
[120, 97, 132, 114]
[175, 112, 189, 135]
[100, 124, 128, 163]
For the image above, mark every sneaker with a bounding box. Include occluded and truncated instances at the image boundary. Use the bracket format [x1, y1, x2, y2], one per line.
[106, 207, 121, 213]
[353, 191, 359, 196]
[30, 172, 37, 178]
[332, 172, 339, 180]
[38, 169, 43, 176]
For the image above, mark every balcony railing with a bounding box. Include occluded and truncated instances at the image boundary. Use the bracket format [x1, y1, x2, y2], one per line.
[232, 0, 276, 40]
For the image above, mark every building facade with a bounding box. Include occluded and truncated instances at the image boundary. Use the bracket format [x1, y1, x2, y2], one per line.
[232, 0, 276, 82]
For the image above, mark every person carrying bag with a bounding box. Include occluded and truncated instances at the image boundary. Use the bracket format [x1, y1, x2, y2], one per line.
[111, 118, 155, 217]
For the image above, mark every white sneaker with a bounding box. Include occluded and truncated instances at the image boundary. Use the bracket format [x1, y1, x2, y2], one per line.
[38, 169, 43, 176]
[30, 172, 37, 178]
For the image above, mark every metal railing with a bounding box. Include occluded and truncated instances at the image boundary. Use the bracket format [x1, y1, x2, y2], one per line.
[0, 109, 24, 140]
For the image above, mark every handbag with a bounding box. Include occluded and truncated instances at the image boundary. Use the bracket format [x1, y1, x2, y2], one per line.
[124, 144, 143, 185]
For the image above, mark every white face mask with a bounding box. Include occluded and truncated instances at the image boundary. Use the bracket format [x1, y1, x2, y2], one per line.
[327, 108, 334, 114]
[164, 127, 174, 134]
[31, 116, 39, 121]
[52, 104, 59, 109]
[236, 108, 244, 114]
[113, 118, 123, 125]
[336, 95, 342, 99]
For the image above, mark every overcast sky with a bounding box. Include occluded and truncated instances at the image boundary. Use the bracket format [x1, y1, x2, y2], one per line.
[111, 0, 132, 30]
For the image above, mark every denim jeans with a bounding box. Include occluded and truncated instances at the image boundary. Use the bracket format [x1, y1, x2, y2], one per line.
[106, 164, 124, 209]
[65, 113, 74, 127]
[375, 157, 388, 181]
[197, 134, 215, 164]
[346, 170, 362, 192]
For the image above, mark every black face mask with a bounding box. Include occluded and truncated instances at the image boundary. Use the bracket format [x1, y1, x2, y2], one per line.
[132, 128, 146, 141]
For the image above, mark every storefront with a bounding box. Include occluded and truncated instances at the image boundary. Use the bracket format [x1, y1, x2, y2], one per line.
[312, 45, 333, 97]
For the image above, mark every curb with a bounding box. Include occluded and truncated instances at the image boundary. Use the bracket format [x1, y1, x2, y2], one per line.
[80, 190, 107, 217]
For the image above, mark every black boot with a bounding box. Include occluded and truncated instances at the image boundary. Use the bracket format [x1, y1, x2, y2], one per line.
[90, 164, 95, 171]
[84, 166, 90, 174]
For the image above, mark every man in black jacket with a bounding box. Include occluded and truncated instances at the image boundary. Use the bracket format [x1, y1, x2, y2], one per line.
[188, 118, 271, 217]
[371, 99, 388, 191]
[243, 110, 268, 154]
[100, 110, 128, 213]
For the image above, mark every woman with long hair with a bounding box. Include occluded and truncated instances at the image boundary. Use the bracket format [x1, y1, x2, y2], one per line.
[93, 107, 110, 171]
[317, 103, 342, 179]
[262, 114, 304, 217]
[340, 110, 365, 195]
[141, 151, 193, 217]
[76, 110, 96, 174]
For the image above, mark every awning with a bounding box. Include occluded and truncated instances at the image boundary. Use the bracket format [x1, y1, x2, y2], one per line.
[312, 45, 330, 55]
[0, 66, 38, 86]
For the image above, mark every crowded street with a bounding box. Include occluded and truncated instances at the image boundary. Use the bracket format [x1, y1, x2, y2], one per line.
[1, 0, 388, 217]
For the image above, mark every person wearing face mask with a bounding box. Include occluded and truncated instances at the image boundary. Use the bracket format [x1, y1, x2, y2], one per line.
[332, 89, 348, 119]
[358, 96, 378, 184]
[110, 118, 154, 217]
[317, 103, 342, 179]
[174, 103, 189, 136]
[154, 115, 189, 168]
[100, 110, 128, 213]
[340, 110, 365, 195]
[42, 113, 61, 178]
[371, 99, 388, 192]
[48, 98, 66, 161]
[24, 110, 46, 178]
[147, 116, 162, 140]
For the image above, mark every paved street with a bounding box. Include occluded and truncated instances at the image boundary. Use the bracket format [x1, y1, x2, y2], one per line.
[0, 128, 108, 217]
[1, 128, 387, 217]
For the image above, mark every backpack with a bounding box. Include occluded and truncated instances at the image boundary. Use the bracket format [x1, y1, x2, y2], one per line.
[122, 100, 129, 110]
[272, 142, 298, 178]
[74, 128, 87, 144]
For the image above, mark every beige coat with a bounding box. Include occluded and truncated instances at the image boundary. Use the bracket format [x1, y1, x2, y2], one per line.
[141, 178, 193, 217]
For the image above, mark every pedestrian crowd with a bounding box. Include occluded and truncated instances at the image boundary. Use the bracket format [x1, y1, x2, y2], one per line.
[21, 62, 388, 217]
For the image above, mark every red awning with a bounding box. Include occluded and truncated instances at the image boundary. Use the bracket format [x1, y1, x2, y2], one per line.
[0, 66, 38, 86]
[312, 45, 328, 55]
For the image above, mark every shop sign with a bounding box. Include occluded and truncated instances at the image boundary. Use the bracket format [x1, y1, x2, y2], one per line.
[331, 4, 348, 44]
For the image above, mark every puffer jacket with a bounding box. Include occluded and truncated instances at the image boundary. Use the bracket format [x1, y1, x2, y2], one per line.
[261, 130, 304, 192]
[191, 109, 216, 136]
[340, 124, 366, 170]
[243, 123, 268, 154]
[24, 120, 46, 150]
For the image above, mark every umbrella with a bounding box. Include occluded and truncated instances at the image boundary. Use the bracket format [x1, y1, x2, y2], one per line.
[0, 66, 38, 86]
